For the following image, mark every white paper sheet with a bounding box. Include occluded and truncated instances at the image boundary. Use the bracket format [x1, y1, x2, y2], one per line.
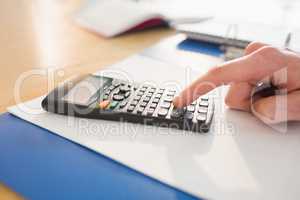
[8, 54, 300, 200]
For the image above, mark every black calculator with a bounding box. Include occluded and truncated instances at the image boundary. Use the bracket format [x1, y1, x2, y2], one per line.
[42, 74, 214, 133]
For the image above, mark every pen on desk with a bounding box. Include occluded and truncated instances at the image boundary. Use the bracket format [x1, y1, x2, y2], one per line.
[284, 32, 292, 49]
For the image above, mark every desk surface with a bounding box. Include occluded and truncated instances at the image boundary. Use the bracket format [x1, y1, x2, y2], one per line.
[0, 0, 173, 198]
[0, 0, 174, 113]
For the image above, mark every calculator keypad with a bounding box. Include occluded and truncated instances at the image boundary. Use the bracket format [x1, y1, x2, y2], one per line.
[98, 82, 213, 132]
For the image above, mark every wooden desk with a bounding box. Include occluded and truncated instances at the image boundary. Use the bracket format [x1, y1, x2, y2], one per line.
[0, 0, 173, 198]
[0, 0, 174, 113]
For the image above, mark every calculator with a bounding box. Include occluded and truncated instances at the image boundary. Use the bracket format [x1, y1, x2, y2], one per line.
[42, 74, 214, 133]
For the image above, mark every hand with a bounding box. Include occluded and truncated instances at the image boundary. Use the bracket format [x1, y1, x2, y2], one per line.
[173, 42, 300, 124]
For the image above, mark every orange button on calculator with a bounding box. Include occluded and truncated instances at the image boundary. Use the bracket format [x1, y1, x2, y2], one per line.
[98, 100, 110, 109]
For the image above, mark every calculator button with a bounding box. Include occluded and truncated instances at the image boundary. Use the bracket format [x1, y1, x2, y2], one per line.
[171, 108, 186, 119]
[149, 88, 156, 93]
[155, 94, 162, 98]
[184, 112, 194, 120]
[143, 97, 151, 102]
[109, 101, 118, 109]
[198, 106, 208, 113]
[120, 85, 131, 93]
[160, 102, 171, 109]
[158, 108, 169, 117]
[134, 96, 141, 101]
[167, 90, 176, 95]
[119, 101, 128, 108]
[140, 102, 148, 107]
[127, 105, 135, 112]
[137, 107, 145, 114]
[113, 94, 125, 101]
[157, 89, 164, 94]
[99, 100, 110, 109]
[147, 108, 155, 116]
[199, 101, 209, 107]
[108, 85, 115, 90]
[146, 93, 152, 97]
[201, 96, 209, 101]
[197, 113, 207, 122]
[187, 105, 195, 112]
[163, 96, 173, 102]
[103, 94, 109, 100]
[124, 91, 131, 98]
[150, 103, 157, 109]
[113, 88, 120, 94]
[137, 92, 144, 96]
[140, 86, 147, 91]
[152, 98, 159, 103]
[131, 100, 139, 106]
[112, 81, 120, 87]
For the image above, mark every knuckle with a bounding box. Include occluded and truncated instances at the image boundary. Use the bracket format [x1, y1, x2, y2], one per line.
[250, 45, 287, 68]
[255, 46, 280, 57]
[245, 41, 264, 53]
[207, 66, 222, 76]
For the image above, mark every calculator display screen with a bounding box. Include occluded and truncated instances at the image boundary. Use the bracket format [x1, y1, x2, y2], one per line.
[62, 75, 112, 106]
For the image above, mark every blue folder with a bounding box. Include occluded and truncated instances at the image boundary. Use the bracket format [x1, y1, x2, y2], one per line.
[0, 113, 199, 200]
[0, 39, 221, 200]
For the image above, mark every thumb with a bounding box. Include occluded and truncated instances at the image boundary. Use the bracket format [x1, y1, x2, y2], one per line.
[251, 91, 300, 124]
